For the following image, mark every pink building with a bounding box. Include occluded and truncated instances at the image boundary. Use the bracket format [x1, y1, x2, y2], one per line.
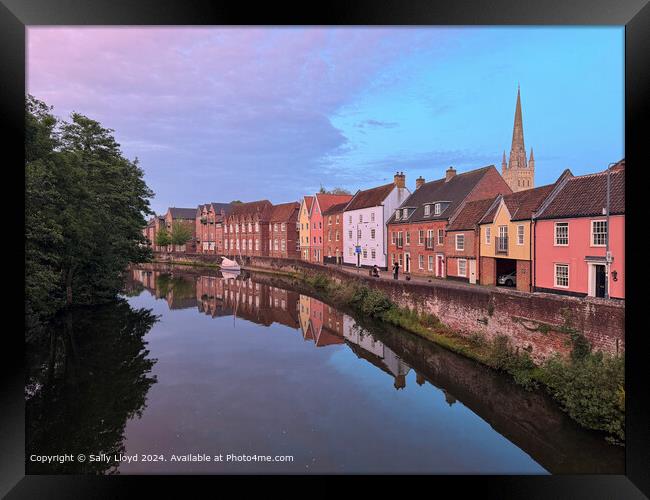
[311, 193, 353, 263]
[533, 161, 624, 299]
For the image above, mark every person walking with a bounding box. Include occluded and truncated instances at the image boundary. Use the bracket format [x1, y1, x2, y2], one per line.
[372, 264, 380, 278]
[392, 261, 400, 280]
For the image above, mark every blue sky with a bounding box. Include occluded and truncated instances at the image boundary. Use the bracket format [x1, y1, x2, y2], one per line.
[28, 27, 624, 214]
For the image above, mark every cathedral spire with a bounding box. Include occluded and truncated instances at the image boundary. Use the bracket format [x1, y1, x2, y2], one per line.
[502, 86, 535, 192]
[501, 150, 507, 173]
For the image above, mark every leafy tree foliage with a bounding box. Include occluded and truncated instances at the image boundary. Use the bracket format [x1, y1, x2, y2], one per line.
[318, 185, 351, 195]
[155, 226, 171, 247]
[170, 221, 192, 248]
[25, 95, 154, 333]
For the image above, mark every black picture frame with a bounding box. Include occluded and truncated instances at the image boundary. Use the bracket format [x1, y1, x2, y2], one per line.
[3, 0, 649, 497]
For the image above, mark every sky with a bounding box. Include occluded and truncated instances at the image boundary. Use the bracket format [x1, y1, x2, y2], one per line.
[27, 27, 624, 215]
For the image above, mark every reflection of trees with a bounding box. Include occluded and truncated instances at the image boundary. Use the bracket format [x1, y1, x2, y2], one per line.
[155, 273, 196, 308]
[26, 299, 158, 474]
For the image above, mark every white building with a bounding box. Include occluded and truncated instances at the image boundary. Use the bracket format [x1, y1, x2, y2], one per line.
[343, 172, 410, 269]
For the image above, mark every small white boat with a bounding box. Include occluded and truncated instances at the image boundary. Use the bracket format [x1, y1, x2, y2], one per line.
[220, 257, 241, 271]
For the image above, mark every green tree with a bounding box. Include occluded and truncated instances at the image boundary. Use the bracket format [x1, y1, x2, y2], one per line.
[170, 221, 192, 250]
[317, 185, 351, 195]
[155, 226, 171, 247]
[25, 95, 154, 330]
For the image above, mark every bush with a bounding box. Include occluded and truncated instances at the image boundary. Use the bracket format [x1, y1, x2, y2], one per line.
[484, 335, 538, 389]
[539, 352, 625, 442]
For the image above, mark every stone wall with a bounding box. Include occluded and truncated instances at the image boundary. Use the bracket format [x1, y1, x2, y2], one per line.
[152, 252, 625, 361]
[243, 255, 625, 362]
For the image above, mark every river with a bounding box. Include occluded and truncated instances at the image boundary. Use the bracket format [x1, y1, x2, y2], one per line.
[25, 263, 623, 474]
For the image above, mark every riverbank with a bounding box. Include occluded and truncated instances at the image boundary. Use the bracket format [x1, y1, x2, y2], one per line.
[256, 267, 624, 444]
[148, 254, 625, 442]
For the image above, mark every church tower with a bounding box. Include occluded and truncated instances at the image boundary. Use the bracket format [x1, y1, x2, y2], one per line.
[501, 86, 535, 192]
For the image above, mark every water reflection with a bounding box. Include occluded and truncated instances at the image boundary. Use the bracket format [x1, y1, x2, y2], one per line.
[90, 265, 625, 473]
[25, 300, 158, 474]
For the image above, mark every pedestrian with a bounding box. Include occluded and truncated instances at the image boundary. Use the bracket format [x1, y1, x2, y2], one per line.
[372, 264, 379, 278]
[392, 261, 399, 280]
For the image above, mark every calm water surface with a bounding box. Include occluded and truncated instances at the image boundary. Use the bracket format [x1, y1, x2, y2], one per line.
[25, 264, 623, 474]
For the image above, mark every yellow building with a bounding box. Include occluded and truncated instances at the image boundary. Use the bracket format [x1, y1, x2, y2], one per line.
[299, 195, 314, 261]
[478, 184, 555, 292]
[299, 294, 312, 340]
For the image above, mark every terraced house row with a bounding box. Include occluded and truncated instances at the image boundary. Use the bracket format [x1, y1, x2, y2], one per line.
[144, 89, 624, 300]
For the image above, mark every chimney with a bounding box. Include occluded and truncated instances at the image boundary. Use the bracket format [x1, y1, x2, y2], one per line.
[415, 176, 425, 190]
[393, 171, 406, 189]
[445, 166, 457, 182]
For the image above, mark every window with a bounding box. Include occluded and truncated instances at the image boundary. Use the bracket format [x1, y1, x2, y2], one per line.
[591, 220, 607, 246]
[281, 239, 285, 251]
[397, 231, 403, 247]
[437, 229, 444, 245]
[371, 229, 376, 239]
[555, 264, 569, 288]
[371, 212, 375, 222]
[395, 210, 401, 220]
[328, 230, 332, 241]
[517, 225, 525, 245]
[336, 231, 339, 241]
[348, 230, 353, 239]
[434, 203, 441, 215]
[458, 259, 467, 277]
[391, 232, 396, 244]
[485, 226, 491, 244]
[348, 216, 352, 224]
[555, 223, 569, 246]
[419, 254, 424, 269]
[255, 239, 260, 251]
[274, 223, 278, 232]
[418, 230, 424, 245]
[249, 239, 252, 251]
[362, 249, 367, 258]
[405, 231, 410, 244]
[357, 229, 361, 239]
[328, 216, 332, 225]
[371, 249, 376, 259]
[428, 255, 434, 271]
[249, 223, 253, 232]
[359, 214, 363, 223]
[336, 215, 339, 224]
[255, 222, 259, 232]
[455, 234, 465, 251]
[424, 205, 430, 216]
[349, 247, 353, 256]
[225, 240, 229, 250]
[274, 239, 279, 251]
[319, 222, 322, 229]
[281, 223, 286, 232]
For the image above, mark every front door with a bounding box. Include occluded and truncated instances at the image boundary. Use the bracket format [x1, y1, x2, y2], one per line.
[595, 264, 607, 298]
[436, 254, 445, 277]
[469, 259, 477, 284]
[404, 252, 410, 273]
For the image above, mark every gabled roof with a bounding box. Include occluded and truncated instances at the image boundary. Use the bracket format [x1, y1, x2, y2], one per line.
[314, 193, 353, 215]
[536, 165, 625, 220]
[345, 183, 395, 211]
[302, 195, 315, 214]
[322, 201, 350, 216]
[446, 197, 497, 232]
[168, 207, 197, 220]
[387, 166, 498, 224]
[270, 201, 300, 222]
[479, 184, 556, 224]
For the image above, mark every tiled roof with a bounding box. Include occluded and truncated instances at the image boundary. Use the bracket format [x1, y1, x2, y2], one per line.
[270, 201, 300, 222]
[315, 193, 353, 214]
[536, 168, 625, 220]
[446, 197, 497, 231]
[345, 183, 395, 211]
[168, 207, 198, 219]
[480, 184, 556, 223]
[209, 202, 234, 215]
[303, 195, 314, 213]
[387, 166, 495, 224]
[322, 201, 350, 216]
[229, 200, 273, 218]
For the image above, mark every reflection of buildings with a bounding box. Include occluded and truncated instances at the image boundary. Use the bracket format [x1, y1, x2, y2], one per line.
[299, 295, 345, 347]
[343, 315, 411, 390]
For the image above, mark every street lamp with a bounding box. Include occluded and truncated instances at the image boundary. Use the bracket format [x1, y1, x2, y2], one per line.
[604, 161, 617, 299]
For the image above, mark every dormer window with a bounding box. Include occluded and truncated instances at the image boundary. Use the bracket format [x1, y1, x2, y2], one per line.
[434, 203, 441, 215]
[424, 205, 430, 216]
[395, 210, 401, 220]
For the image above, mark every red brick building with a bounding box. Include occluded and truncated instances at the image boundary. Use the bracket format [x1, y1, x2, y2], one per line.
[386, 165, 511, 278]
[322, 201, 350, 264]
[444, 198, 498, 284]
[311, 194, 353, 264]
[163, 207, 198, 253]
[268, 201, 301, 259]
[224, 200, 273, 257]
[196, 202, 233, 254]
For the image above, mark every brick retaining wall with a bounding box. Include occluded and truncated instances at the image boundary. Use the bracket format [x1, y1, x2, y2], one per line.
[153, 252, 625, 361]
